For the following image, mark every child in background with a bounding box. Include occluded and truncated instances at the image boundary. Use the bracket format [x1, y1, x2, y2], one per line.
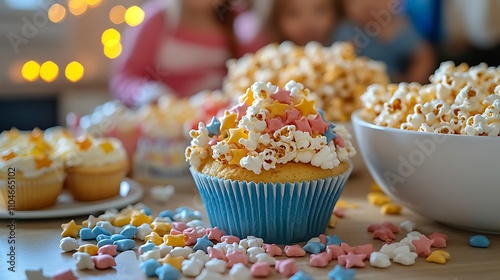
[110, 0, 267, 107]
[265, 0, 342, 46]
[333, 0, 435, 84]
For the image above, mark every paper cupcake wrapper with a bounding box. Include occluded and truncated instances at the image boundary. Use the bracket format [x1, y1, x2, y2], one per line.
[190, 163, 352, 244]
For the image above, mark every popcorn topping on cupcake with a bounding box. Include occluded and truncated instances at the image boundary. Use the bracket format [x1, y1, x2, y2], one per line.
[186, 81, 356, 174]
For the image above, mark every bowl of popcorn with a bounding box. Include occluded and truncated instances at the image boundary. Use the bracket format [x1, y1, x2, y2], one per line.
[352, 62, 500, 233]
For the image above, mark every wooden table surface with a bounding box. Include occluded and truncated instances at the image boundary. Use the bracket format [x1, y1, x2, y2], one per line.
[1, 164, 499, 280]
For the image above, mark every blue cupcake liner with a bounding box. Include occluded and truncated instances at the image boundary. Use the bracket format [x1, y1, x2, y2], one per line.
[190, 162, 352, 244]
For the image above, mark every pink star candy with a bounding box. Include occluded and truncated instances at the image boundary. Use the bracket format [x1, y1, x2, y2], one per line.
[275, 259, 298, 277]
[354, 244, 374, 259]
[52, 269, 78, 280]
[308, 114, 329, 134]
[91, 254, 117, 269]
[338, 252, 366, 269]
[266, 117, 286, 133]
[284, 109, 302, 125]
[229, 103, 249, 120]
[373, 228, 396, 241]
[226, 251, 248, 268]
[98, 245, 117, 256]
[271, 88, 292, 104]
[221, 235, 240, 244]
[327, 245, 346, 260]
[381, 222, 400, 233]
[333, 207, 346, 218]
[429, 232, 447, 248]
[294, 117, 312, 135]
[263, 244, 282, 257]
[169, 229, 182, 235]
[207, 247, 226, 261]
[412, 235, 434, 257]
[251, 261, 272, 277]
[284, 245, 306, 257]
[340, 242, 356, 254]
[310, 252, 330, 267]
[183, 228, 200, 246]
[206, 227, 225, 242]
[319, 234, 327, 244]
[333, 133, 345, 148]
[172, 222, 187, 232]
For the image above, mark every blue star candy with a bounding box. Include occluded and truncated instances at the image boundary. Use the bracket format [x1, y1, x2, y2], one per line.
[79, 228, 96, 240]
[193, 235, 214, 253]
[206, 116, 221, 137]
[120, 225, 138, 239]
[303, 242, 326, 254]
[290, 270, 314, 280]
[159, 210, 175, 220]
[328, 264, 356, 280]
[114, 239, 135, 251]
[326, 234, 342, 246]
[92, 226, 111, 237]
[141, 259, 161, 277]
[155, 264, 181, 280]
[324, 126, 337, 143]
[139, 241, 156, 254]
[97, 239, 114, 247]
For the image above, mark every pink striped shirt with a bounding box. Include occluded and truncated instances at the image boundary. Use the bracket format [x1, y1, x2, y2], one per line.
[110, 1, 267, 106]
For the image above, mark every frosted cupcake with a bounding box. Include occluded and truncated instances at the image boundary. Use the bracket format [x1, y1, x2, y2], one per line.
[59, 135, 127, 201]
[186, 81, 355, 244]
[0, 129, 65, 210]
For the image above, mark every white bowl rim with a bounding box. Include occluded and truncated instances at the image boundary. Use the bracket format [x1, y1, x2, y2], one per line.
[351, 109, 500, 140]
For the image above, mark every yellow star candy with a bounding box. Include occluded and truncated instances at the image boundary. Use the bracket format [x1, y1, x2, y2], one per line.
[1, 151, 16, 162]
[150, 222, 172, 237]
[242, 88, 255, 105]
[78, 244, 99, 256]
[34, 154, 52, 170]
[113, 214, 132, 227]
[145, 232, 163, 246]
[61, 220, 83, 238]
[100, 141, 115, 154]
[130, 210, 153, 227]
[381, 202, 403, 215]
[164, 234, 186, 247]
[295, 98, 317, 117]
[328, 214, 338, 228]
[220, 111, 238, 132]
[76, 137, 92, 151]
[227, 127, 248, 145]
[229, 149, 247, 165]
[426, 250, 451, 264]
[367, 192, 391, 206]
[265, 100, 289, 119]
[159, 254, 184, 270]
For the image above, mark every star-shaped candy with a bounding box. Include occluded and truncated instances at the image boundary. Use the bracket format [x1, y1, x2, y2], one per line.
[242, 88, 255, 105]
[266, 117, 286, 133]
[295, 98, 317, 116]
[204, 258, 226, 273]
[183, 228, 201, 246]
[247, 247, 265, 263]
[151, 222, 172, 237]
[189, 250, 210, 263]
[309, 252, 330, 267]
[429, 232, 447, 248]
[284, 109, 302, 125]
[309, 114, 329, 134]
[226, 250, 248, 268]
[206, 117, 221, 137]
[155, 263, 181, 280]
[181, 258, 204, 277]
[294, 117, 312, 134]
[412, 235, 434, 257]
[255, 253, 276, 265]
[303, 242, 325, 254]
[82, 215, 103, 229]
[227, 127, 248, 144]
[91, 254, 117, 269]
[145, 232, 163, 245]
[284, 245, 306, 257]
[137, 223, 154, 240]
[373, 227, 395, 241]
[333, 207, 345, 218]
[328, 264, 356, 280]
[34, 154, 52, 169]
[25, 268, 51, 280]
[100, 141, 114, 154]
[251, 261, 271, 277]
[290, 270, 314, 280]
[426, 250, 451, 264]
[354, 244, 374, 259]
[326, 245, 345, 260]
[326, 234, 342, 246]
[193, 235, 214, 253]
[275, 259, 298, 277]
[340, 242, 356, 254]
[206, 227, 225, 242]
[230, 103, 249, 120]
[130, 211, 153, 227]
[141, 259, 161, 277]
[61, 220, 82, 238]
[139, 242, 157, 254]
[324, 127, 337, 143]
[60, 237, 79, 252]
[338, 252, 366, 268]
[369, 251, 391, 268]
[164, 234, 187, 247]
[271, 87, 292, 104]
[266, 100, 289, 119]
[140, 248, 162, 262]
[221, 235, 240, 244]
[207, 247, 226, 261]
[393, 250, 418, 266]
[263, 244, 282, 257]
[400, 220, 416, 232]
[220, 111, 238, 132]
[75, 136, 92, 151]
[158, 254, 184, 270]
[229, 149, 247, 165]
[159, 244, 173, 258]
[230, 263, 251, 279]
[172, 222, 188, 232]
[73, 252, 95, 270]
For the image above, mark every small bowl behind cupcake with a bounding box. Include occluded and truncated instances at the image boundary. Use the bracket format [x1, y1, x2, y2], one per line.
[352, 110, 500, 233]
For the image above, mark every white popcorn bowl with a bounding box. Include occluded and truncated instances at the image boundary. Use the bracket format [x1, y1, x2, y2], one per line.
[352, 109, 500, 233]
[337, 121, 364, 176]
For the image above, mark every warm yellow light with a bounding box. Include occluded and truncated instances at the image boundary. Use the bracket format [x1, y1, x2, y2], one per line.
[109, 5, 126, 25]
[48, 4, 66, 23]
[68, 0, 87, 16]
[101, 28, 121, 45]
[40, 61, 59, 82]
[86, 0, 102, 8]
[65, 61, 84, 82]
[125, 6, 145, 27]
[104, 40, 122, 59]
[21, 61, 40, 82]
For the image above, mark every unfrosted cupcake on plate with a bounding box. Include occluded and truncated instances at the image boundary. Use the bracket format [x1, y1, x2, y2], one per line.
[186, 81, 356, 244]
[58, 134, 128, 201]
[0, 128, 65, 210]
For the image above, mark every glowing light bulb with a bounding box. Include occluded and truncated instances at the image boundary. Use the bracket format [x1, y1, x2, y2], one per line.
[48, 4, 66, 23]
[125, 6, 145, 27]
[109, 5, 126, 24]
[68, 0, 87, 16]
[21, 60, 40, 82]
[101, 28, 121, 45]
[40, 61, 59, 82]
[65, 61, 84, 82]
[86, 0, 102, 8]
[104, 40, 122, 59]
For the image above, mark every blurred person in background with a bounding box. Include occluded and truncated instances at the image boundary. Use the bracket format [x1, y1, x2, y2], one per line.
[110, 0, 267, 107]
[333, 0, 435, 84]
[264, 0, 342, 46]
